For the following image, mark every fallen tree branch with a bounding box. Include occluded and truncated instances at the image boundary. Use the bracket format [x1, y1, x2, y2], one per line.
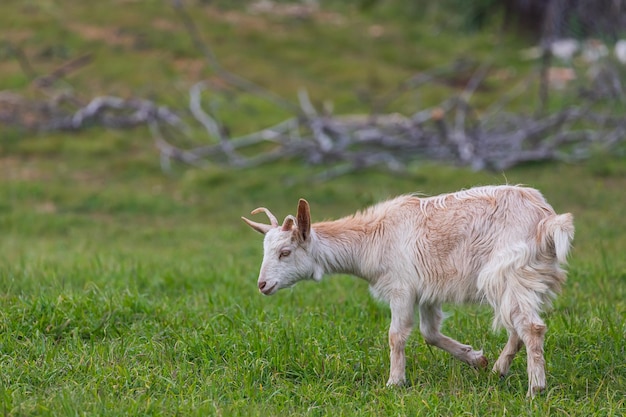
[1, 77, 624, 178]
[33, 54, 93, 89]
[149, 78, 626, 176]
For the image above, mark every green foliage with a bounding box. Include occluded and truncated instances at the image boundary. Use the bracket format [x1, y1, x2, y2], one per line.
[1, 0, 626, 415]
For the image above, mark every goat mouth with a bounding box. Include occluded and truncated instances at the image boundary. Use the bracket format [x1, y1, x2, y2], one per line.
[260, 283, 277, 295]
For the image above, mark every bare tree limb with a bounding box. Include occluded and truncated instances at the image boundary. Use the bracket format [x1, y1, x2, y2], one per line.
[33, 54, 93, 89]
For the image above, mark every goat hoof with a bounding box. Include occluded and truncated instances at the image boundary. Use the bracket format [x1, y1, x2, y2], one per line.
[471, 355, 488, 370]
[527, 385, 546, 398]
[386, 378, 406, 387]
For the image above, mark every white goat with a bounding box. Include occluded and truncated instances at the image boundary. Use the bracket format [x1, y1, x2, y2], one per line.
[242, 185, 574, 396]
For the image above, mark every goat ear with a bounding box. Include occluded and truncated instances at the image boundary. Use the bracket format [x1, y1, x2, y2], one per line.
[281, 215, 296, 231]
[296, 198, 311, 242]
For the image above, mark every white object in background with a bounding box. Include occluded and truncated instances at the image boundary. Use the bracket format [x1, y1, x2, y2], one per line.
[550, 38, 579, 61]
[582, 39, 609, 63]
[614, 40, 626, 64]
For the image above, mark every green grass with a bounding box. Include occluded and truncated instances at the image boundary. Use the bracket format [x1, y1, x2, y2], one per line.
[2, 1, 626, 415]
[2, 157, 625, 416]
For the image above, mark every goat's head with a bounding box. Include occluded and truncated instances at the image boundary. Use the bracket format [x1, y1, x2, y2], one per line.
[242, 199, 321, 295]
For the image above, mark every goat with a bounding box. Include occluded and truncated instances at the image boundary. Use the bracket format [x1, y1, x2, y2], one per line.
[242, 185, 574, 396]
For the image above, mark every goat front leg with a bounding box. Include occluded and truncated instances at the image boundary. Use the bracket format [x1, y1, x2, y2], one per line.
[386, 297, 415, 387]
[419, 303, 488, 368]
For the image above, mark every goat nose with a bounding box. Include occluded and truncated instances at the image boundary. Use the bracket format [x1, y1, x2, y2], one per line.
[258, 281, 266, 291]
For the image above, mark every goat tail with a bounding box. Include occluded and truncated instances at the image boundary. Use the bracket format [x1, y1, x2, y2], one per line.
[537, 213, 575, 264]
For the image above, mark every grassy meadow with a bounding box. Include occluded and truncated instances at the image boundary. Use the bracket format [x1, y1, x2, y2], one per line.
[1, 1, 626, 415]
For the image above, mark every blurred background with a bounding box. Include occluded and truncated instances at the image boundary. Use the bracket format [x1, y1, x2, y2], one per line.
[2, 0, 626, 177]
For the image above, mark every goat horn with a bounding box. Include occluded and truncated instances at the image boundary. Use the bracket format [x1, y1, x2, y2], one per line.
[250, 207, 279, 227]
[241, 206, 280, 235]
[241, 216, 273, 235]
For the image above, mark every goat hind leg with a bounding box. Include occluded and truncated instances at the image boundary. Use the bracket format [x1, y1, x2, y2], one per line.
[493, 330, 523, 378]
[513, 311, 547, 396]
[419, 303, 488, 369]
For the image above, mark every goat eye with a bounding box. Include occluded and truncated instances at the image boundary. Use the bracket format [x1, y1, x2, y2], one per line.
[279, 249, 291, 259]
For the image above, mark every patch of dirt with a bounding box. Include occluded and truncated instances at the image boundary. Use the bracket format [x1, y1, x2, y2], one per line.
[5, 29, 33, 43]
[172, 58, 206, 82]
[205, 7, 271, 32]
[36, 201, 57, 214]
[204, 2, 345, 32]
[246, 0, 345, 25]
[67, 23, 137, 48]
[151, 18, 179, 32]
[0, 157, 46, 181]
